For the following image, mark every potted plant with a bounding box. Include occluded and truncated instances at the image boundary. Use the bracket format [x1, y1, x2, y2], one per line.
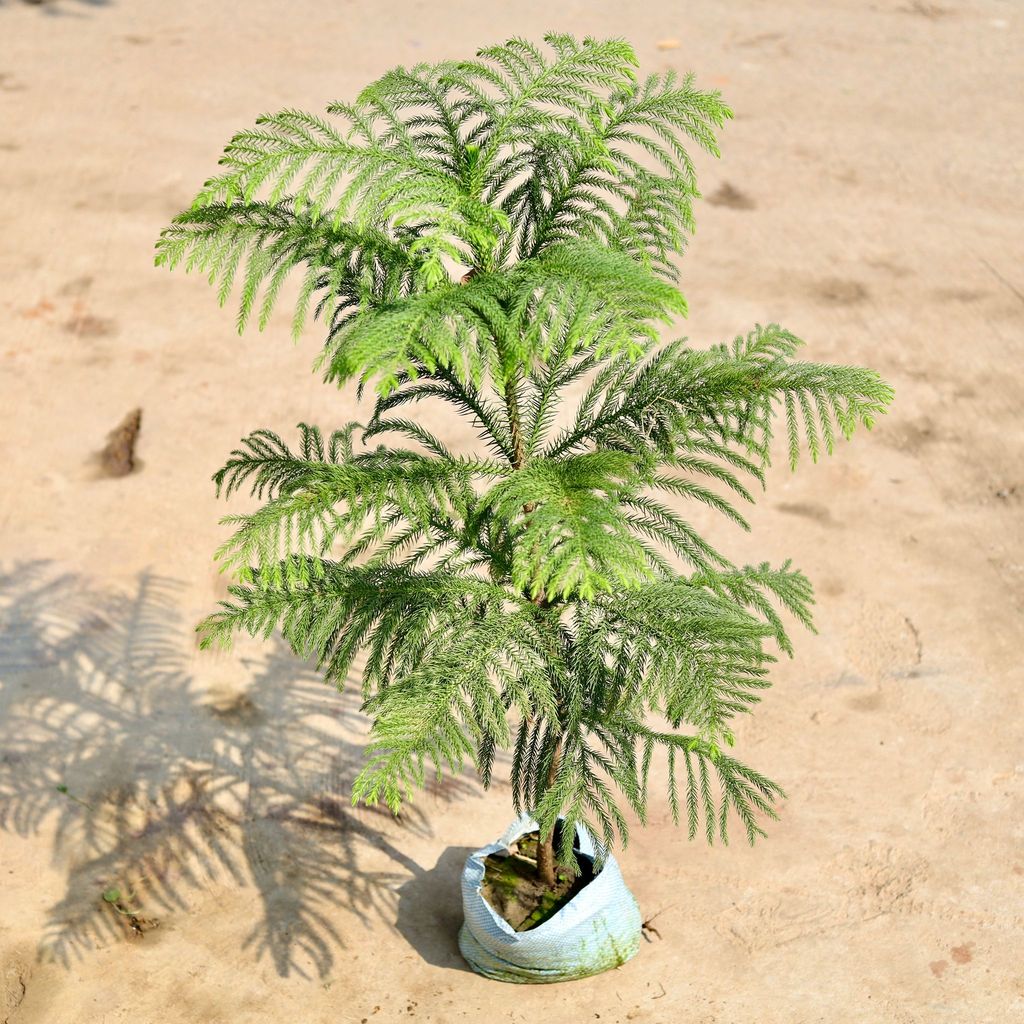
[156, 33, 893, 983]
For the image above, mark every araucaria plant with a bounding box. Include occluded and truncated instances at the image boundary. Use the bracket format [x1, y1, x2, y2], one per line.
[157, 34, 893, 888]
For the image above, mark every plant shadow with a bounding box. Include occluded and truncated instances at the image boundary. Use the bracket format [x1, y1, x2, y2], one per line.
[0, 561, 477, 979]
[395, 846, 475, 972]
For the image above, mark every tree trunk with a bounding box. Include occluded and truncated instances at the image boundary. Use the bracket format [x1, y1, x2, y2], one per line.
[492, 292, 562, 889]
[503, 370, 527, 471]
[535, 736, 562, 888]
[536, 827, 557, 888]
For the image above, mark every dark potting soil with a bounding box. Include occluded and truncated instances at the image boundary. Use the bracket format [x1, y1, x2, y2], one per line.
[481, 830, 595, 932]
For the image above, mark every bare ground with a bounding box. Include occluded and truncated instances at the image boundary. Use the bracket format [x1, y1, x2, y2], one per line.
[1, 1, 1022, 1022]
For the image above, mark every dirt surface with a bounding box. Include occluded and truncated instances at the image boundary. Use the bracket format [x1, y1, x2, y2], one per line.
[1, 2, 1022, 1022]
[482, 833, 594, 932]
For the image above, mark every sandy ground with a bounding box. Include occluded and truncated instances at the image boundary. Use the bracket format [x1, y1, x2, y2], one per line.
[1, 1, 1023, 1021]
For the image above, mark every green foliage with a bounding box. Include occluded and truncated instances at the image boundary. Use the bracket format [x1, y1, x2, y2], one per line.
[159, 34, 893, 862]
[479, 452, 656, 601]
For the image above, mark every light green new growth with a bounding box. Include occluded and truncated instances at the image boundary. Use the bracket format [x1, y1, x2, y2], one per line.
[157, 33, 893, 871]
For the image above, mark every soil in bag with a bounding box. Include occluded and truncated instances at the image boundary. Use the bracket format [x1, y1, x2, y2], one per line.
[481, 826, 595, 932]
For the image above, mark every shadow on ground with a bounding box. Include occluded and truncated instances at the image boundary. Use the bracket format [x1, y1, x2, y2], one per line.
[0, 561, 477, 979]
[396, 846, 475, 972]
[1, 0, 111, 14]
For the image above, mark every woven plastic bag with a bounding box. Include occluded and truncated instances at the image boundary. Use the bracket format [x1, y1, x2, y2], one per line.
[458, 814, 642, 983]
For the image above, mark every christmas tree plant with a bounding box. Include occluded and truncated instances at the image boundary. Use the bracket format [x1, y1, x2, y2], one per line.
[156, 34, 893, 888]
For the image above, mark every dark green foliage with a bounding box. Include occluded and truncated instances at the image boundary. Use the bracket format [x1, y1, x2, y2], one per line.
[158, 34, 893, 867]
